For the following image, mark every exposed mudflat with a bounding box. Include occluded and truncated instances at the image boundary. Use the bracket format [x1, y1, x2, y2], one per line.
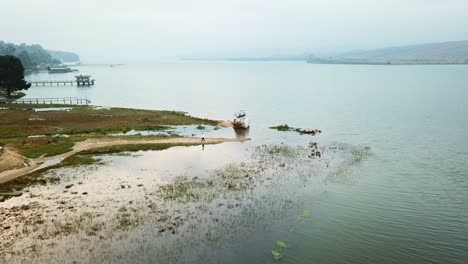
[0, 136, 246, 184]
[0, 141, 370, 263]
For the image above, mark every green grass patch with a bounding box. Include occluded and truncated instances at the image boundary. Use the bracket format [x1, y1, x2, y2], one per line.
[0, 104, 219, 139]
[23, 141, 75, 158]
[0, 103, 220, 161]
[79, 142, 199, 155]
[8, 92, 27, 99]
[270, 124, 321, 135]
[61, 154, 104, 167]
[270, 124, 291, 131]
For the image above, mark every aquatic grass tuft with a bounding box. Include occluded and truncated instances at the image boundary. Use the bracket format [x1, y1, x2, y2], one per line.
[300, 209, 311, 219]
[270, 124, 291, 131]
[272, 240, 288, 261]
[325, 143, 372, 183]
[270, 124, 322, 135]
[159, 177, 205, 202]
[272, 250, 282, 261]
[254, 145, 300, 160]
[276, 240, 288, 249]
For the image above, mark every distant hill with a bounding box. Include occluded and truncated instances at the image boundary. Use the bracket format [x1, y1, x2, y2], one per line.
[227, 54, 308, 61]
[308, 40, 468, 65]
[0, 41, 80, 69]
[47, 50, 80, 63]
[183, 54, 308, 61]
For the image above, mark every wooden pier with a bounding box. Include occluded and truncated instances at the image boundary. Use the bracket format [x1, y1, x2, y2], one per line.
[29, 75, 95, 87]
[0, 97, 91, 105]
[30, 80, 75, 86]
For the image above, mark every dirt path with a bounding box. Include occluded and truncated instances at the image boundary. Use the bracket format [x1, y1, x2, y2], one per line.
[0, 136, 247, 184]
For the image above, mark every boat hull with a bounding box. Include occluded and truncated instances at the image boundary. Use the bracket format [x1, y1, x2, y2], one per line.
[232, 119, 250, 129]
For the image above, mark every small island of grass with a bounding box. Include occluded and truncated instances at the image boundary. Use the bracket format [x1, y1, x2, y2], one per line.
[270, 124, 322, 135]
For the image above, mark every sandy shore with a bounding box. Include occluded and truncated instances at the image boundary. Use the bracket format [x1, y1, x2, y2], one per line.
[0, 136, 246, 184]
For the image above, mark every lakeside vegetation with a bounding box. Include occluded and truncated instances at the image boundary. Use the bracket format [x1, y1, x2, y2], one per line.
[0, 104, 219, 159]
[0, 41, 59, 69]
[0, 55, 31, 97]
[0, 91, 25, 99]
[0, 41, 80, 69]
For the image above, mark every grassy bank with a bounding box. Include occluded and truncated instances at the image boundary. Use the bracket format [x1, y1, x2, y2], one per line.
[0, 92, 26, 100]
[0, 104, 219, 159]
[0, 104, 218, 139]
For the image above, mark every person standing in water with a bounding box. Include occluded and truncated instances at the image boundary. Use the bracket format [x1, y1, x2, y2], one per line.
[201, 132, 205, 142]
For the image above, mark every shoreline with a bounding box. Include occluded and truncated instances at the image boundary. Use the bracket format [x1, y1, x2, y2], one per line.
[0, 136, 247, 185]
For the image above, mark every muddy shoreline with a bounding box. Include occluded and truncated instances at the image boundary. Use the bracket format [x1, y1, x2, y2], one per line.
[0, 136, 247, 185]
[0, 139, 370, 263]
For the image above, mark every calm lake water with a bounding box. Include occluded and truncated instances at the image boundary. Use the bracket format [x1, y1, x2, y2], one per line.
[23, 62, 468, 263]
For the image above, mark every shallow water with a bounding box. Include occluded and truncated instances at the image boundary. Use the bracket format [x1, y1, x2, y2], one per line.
[3, 62, 467, 263]
[110, 125, 236, 138]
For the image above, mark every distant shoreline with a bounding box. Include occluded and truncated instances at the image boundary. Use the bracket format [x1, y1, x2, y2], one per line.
[307, 61, 468, 66]
[182, 58, 468, 65]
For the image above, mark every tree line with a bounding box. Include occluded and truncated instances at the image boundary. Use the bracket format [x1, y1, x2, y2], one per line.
[0, 41, 60, 70]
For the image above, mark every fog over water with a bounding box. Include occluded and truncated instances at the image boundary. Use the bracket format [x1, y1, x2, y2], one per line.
[2, 1, 468, 263]
[2, 0, 468, 62]
[12, 62, 468, 263]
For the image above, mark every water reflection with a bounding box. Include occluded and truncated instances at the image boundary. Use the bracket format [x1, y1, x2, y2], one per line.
[234, 127, 250, 140]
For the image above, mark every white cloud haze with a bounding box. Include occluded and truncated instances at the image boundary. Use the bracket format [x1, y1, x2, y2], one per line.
[1, 0, 467, 62]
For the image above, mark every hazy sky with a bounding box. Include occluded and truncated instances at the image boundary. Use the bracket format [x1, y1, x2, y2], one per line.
[2, 0, 468, 62]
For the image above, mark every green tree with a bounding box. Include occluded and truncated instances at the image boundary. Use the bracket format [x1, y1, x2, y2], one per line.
[0, 44, 16, 55]
[17, 51, 32, 69]
[0, 55, 31, 97]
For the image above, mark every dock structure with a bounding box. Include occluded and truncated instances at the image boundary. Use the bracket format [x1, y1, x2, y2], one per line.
[0, 97, 91, 105]
[75, 75, 95, 86]
[29, 75, 95, 87]
[30, 80, 75, 86]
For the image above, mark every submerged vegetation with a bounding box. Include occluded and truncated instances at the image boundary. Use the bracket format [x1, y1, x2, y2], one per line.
[0, 140, 372, 263]
[271, 240, 289, 261]
[324, 143, 372, 184]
